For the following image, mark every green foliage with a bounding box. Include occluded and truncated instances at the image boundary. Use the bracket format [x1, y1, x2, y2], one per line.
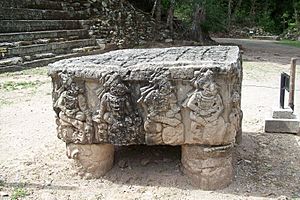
[0, 81, 42, 91]
[0, 99, 13, 107]
[174, 1, 193, 24]
[276, 40, 300, 48]
[172, 0, 300, 34]
[175, 0, 227, 32]
[258, 11, 278, 33]
[202, 0, 227, 32]
[0, 67, 47, 78]
[162, 0, 170, 9]
[0, 179, 4, 187]
[132, 0, 300, 35]
[234, 9, 251, 25]
[11, 188, 28, 200]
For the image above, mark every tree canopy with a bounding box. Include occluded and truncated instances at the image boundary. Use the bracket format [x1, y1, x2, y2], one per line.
[175, 0, 300, 34]
[131, 0, 300, 42]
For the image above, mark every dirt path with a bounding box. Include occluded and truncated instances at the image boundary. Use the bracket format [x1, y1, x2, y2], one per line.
[214, 38, 300, 65]
[0, 40, 300, 200]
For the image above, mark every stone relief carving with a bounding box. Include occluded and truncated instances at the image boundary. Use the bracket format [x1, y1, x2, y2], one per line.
[49, 46, 242, 190]
[183, 69, 226, 145]
[138, 69, 184, 144]
[54, 72, 94, 144]
[92, 74, 143, 145]
[227, 91, 243, 142]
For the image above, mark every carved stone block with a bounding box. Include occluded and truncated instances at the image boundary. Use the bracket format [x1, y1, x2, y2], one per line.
[49, 46, 242, 189]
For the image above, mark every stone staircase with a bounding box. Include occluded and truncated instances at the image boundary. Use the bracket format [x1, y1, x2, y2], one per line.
[0, 0, 106, 72]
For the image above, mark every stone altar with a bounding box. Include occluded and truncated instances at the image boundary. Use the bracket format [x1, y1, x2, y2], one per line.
[49, 46, 242, 190]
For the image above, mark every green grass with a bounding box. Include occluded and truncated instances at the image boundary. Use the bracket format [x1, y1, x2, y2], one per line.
[11, 187, 28, 200]
[0, 179, 4, 187]
[276, 40, 300, 48]
[0, 67, 47, 78]
[0, 99, 13, 107]
[0, 80, 42, 91]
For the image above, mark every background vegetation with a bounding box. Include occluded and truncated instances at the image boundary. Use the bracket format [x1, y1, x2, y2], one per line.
[132, 0, 300, 41]
[176, 0, 300, 33]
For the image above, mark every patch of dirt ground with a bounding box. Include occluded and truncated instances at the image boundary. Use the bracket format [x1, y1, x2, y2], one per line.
[0, 39, 300, 200]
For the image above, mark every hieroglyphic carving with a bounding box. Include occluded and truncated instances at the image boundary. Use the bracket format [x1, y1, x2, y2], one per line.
[183, 69, 226, 144]
[92, 74, 143, 145]
[54, 72, 94, 144]
[138, 70, 184, 144]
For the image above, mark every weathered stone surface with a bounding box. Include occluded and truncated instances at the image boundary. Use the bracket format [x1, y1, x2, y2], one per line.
[49, 46, 242, 189]
[66, 143, 114, 178]
[265, 118, 300, 134]
[181, 145, 234, 190]
[265, 108, 300, 134]
[49, 46, 242, 147]
[272, 108, 296, 119]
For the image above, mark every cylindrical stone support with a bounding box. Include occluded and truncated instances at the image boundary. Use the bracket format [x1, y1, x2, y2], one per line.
[181, 145, 233, 190]
[66, 144, 114, 178]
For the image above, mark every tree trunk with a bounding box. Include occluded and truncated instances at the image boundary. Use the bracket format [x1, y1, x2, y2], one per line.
[189, 3, 212, 44]
[151, 0, 161, 22]
[227, 0, 232, 29]
[151, 0, 157, 17]
[167, 0, 175, 37]
[295, 1, 300, 30]
[190, 4, 205, 43]
[156, 0, 161, 23]
[231, 0, 243, 23]
[250, 0, 256, 25]
[151, 0, 162, 38]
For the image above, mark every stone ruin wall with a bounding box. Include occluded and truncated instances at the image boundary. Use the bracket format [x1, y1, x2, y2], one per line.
[61, 0, 164, 47]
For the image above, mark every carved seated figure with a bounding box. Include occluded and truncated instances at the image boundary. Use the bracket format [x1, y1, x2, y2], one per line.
[93, 78, 142, 144]
[138, 71, 183, 144]
[54, 79, 93, 144]
[184, 69, 226, 145]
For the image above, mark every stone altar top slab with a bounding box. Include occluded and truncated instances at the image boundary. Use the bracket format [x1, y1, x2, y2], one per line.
[48, 46, 241, 80]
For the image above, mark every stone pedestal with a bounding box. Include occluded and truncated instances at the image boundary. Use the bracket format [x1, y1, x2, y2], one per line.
[181, 145, 233, 190]
[49, 46, 242, 189]
[265, 108, 300, 134]
[66, 144, 114, 178]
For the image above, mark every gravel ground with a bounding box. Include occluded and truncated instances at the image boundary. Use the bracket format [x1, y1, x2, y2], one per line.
[0, 39, 300, 200]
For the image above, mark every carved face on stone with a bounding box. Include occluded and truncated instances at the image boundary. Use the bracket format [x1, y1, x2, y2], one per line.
[58, 126, 74, 142]
[202, 82, 218, 97]
[98, 123, 108, 130]
[78, 95, 88, 112]
[84, 124, 93, 139]
[232, 92, 240, 104]
[59, 72, 73, 87]
[158, 80, 173, 95]
[70, 82, 80, 95]
[110, 96, 126, 114]
[110, 83, 127, 96]
[65, 94, 77, 109]
[194, 69, 214, 89]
